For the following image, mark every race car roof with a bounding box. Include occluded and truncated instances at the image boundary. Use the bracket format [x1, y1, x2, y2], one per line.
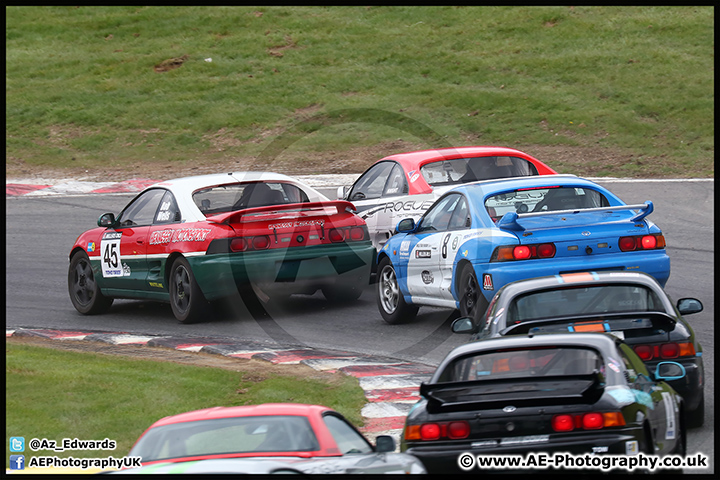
[149, 403, 331, 428]
[380, 146, 552, 170]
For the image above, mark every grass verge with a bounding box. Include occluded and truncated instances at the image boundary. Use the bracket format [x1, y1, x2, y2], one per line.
[5, 339, 367, 469]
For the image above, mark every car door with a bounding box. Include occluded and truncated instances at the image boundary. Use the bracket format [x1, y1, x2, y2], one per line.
[405, 194, 464, 300]
[146, 190, 182, 293]
[347, 161, 408, 249]
[102, 188, 166, 292]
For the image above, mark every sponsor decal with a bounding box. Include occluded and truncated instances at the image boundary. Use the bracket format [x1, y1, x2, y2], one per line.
[661, 392, 676, 440]
[482, 273, 494, 290]
[410, 172, 420, 183]
[268, 219, 325, 230]
[421, 270, 434, 284]
[415, 249, 432, 259]
[102, 231, 122, 240]
[382, 199, 434, 214]
[625, 440, 639, 456]
[87, 242, 95, 253]
[148, 281, 164, 289]
[399, 239, 411, 257]
[122, 263, 131, 277]
[149, 228, 211, 245]
[462, 249, 469, 257]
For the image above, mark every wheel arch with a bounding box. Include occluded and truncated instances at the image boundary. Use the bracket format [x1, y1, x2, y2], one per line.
[453, 258, 474, 299]
[69, 246, 86, 262]
[164, 251, 186, 286]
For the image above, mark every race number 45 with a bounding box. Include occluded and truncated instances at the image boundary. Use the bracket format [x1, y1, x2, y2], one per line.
[101, 232, 123, 277]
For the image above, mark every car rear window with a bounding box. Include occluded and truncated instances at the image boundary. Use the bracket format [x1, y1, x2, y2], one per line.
[193, 182, 310, 215]
[437, 347, 603, 383]
[484, 186, 609, 218]
[507, 284, 666, 323]
[420, 156, 537, 187]
[130, 415, 319, 462]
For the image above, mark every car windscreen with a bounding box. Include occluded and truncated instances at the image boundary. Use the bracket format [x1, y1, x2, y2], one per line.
[420, 156, 537, 187]
[484, 186, 609, 218]
[193, 182, 310, 215]
[507, 284, 666, 324]
[436, 347, 605, 383]
[130, 415, 320, 462]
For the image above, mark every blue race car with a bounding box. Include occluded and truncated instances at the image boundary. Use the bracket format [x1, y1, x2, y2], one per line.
[376, 174, 670, 325]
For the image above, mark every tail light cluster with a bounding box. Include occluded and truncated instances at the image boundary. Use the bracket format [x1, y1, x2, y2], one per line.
[634, 342, 695, 361]
[229, 226, 367, 252]
[491, 243, 556, 262]
[618, 234, 666, 252]
[552, 412, 625, 432]
[404, 421, 470, 441]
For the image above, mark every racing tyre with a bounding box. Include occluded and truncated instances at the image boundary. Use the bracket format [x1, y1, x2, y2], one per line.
[68, 250, 113, 314]
[687, 392, 704, 428]
[377, 257, 418, 324]
[169, 257, 208, 324]
[457, 264, 488, 325]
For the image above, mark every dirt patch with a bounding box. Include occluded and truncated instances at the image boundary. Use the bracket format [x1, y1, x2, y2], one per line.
[6, 335, 345, 386]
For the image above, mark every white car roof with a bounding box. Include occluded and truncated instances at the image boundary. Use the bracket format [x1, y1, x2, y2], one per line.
[142, 172, 329, 223]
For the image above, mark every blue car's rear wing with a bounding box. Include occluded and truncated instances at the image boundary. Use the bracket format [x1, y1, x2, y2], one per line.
[496, 201, 654, 232]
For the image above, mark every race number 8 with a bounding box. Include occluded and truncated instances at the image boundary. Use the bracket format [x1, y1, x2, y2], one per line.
[101, 238, 122, 277]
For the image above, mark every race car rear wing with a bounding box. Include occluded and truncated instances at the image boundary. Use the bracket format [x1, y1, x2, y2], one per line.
[420, 371, 605, 413]
[496, 201, 654, 232]
[205, 201, 358, 225]
[501, 311, 676, 337]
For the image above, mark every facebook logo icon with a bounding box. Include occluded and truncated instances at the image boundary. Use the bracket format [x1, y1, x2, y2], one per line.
[10, 436, 25, 452]
[10, 455, 25, 470]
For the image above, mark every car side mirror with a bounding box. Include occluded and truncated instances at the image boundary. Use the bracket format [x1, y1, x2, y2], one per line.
[654, 361, 686, 381]
[395, 218, 415, 233]
[375, 435, 395, 453]
[677, 298, 703, 315]
[451, 317, 477, 334]
[98, 213, 117, 228]
[337, 186, 349, 200]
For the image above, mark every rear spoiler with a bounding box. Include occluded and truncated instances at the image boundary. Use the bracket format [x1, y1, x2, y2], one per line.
[501, 311, 676, 336]
[496, 201, 654, 232]
[420, 371, 605, 412]
[205, 201, 358, 225]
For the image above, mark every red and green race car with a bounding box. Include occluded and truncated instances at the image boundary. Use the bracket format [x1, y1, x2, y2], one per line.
[68, 172, 374, 323]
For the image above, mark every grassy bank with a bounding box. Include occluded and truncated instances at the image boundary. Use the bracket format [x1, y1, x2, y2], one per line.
[5, 341, 367, 469]
[6, 6, 714, 178]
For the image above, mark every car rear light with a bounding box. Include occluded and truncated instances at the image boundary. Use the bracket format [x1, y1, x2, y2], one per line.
[492, 243, 557, 262]
[420, 423, 441, 441]
[552, 412, 625, 432]
[582, 413, 604, 430]
[619, 234, 666, 252]
[349, 227, 366, 241]
[660, 343, 679, 359]
[447, 421, 470, 439]
[252, 235, 270, 250]
[552, 415, 574, 432]
[405, 421, 470, 441]
[230, 238, 248, 252]
[329, 228, 345, 242]
[634, 342, 695, 361]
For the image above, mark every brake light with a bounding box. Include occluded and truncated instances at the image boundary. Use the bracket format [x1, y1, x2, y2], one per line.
[349, 227, 366, 241]
[514, 246, 531, 259]
[582, 413, 604, 430]
[448, 421, 470, 439]
[329, 228, 345, 242]
[552, 412, 625, 432]
[552, 415, 574, 432]
[405, 421, 470, 441]
[230, 238, 248, 252]
[420, 423, 441, 441]
[252, 235, 270, 250]
[492, 243, 557, 262]
[619, 234, 665, 252]
[634, 342, 695, 360]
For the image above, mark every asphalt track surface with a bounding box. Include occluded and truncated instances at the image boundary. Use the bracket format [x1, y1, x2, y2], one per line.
[5, 178, 714, 473]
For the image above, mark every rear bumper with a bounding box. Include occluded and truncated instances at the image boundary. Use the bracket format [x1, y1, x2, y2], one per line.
[478, 250, 670, 302]
[404, 427, 644, 474]
[189, 242, 374, 300]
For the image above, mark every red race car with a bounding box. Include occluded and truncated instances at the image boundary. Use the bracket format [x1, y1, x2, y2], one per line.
[68, 172, 374, 323]
[126, 403, 426, 474]
[337, 146, 556, 251]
